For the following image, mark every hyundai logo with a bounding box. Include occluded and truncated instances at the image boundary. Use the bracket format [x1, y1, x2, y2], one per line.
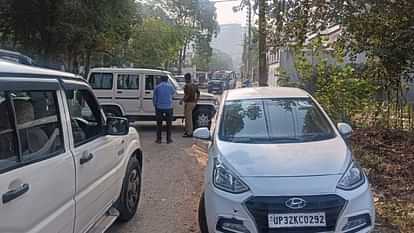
[285, 197, 307, 209]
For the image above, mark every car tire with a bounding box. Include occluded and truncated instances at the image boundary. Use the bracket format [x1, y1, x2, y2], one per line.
[117, 156, 141, 222]
[198, 193, 209, 233]
[193, 108, 211, 129]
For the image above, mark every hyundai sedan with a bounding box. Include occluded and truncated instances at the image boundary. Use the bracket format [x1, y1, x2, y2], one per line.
[195, 87, 375, 233]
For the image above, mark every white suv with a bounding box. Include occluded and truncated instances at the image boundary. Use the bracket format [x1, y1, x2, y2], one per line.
[87, 68, 217, 129]
[0, 61, 143, 233]
[195, 87, 375, 233]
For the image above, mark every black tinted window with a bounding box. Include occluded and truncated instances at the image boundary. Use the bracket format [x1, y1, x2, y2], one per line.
[117, 74, 139, 89]
[11, 91, 64, 160]
[220, 98, 335, 143]
[0, 92, 17, 169]
[66, 89, 103, 146]
[89, 73, 113, 89]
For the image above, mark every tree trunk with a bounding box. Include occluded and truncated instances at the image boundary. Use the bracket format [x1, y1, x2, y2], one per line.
[258, 0, 268, 86]
[178, 49, 183, 74]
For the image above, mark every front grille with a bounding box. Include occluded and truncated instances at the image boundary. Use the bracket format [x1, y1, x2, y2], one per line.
[244, 195, 347, 233]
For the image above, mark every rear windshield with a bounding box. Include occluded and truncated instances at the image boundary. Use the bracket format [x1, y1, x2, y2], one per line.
[89, 73, 113, 90]
[219, 98, 336, 143]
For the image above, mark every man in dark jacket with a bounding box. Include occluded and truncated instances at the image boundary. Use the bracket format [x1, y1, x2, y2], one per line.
[153, 76, 176, 143]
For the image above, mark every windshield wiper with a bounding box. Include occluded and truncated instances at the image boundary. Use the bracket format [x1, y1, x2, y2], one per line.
[301, 133, 332, 141]
[269, 137, 302, 142]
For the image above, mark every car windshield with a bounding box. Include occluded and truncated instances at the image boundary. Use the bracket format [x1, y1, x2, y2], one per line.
[219, 98, 336, 143]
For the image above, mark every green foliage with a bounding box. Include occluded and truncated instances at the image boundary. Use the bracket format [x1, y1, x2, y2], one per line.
[128, 18, 184, 68]
[287, 39, 377, 123]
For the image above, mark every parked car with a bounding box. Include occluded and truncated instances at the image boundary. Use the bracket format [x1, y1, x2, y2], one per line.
[197, 72, 209, 89]
[0, 60, 143, 233]
[174, 74, 186, 88]
[88, 68, 217, 129]
[0, 49, 34, 65]
[208, 71, 236, 94]
[195, 87, 375, 233]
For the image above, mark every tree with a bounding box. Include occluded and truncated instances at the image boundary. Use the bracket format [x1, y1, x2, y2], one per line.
[128, 17, 184, 69]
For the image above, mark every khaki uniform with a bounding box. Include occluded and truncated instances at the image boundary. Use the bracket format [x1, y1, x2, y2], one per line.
[183, 83, 200, 135]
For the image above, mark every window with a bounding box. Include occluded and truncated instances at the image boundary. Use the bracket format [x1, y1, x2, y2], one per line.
[117, 74, 139, 89]
[219, 98, 335, 143]
[0, 90, 64, 171]
[89, 73, 113, 90]
[66, 89, 103, 146]
[0, 92, 18, 169]
[145, 75, 177, 90]
[11, 91, 64, 160]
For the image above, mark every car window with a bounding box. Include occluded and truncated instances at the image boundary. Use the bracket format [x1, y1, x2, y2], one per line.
[66, 89, 103, 146]
[219, 98, 336, 143]
[220, 100, 268, 141]
[11, 91, 64, 160]
[0, 91, 18, 170]
[145, 75, 169, 90]
[89, 73, 113, 90]
[117, 74, 139, 89]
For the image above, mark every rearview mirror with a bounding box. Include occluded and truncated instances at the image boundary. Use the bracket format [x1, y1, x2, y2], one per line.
[193, 127, 211, 140]
[337, 123, 352, 139]
[106, 117, 129, 136]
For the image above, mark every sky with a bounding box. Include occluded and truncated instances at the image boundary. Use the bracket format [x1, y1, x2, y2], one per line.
[214, 0, 245, 26]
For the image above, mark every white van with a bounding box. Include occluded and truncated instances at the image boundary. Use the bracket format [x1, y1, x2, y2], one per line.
[87, 68, 217, 129]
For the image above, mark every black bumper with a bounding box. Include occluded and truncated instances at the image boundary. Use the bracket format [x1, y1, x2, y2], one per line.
[244, 195, 347, 233]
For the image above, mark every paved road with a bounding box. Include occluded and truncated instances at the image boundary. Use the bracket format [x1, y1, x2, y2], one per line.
[107, 122, 208, 233]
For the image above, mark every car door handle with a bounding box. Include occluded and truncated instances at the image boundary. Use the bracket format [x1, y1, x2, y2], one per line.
[80, 153, 94, 165]
[2, 183, 30, 204]
[145, 91, 151, 94]
[117, 91, 123, 94]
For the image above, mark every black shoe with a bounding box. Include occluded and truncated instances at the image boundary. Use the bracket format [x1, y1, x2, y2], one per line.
[167, 139, 173, 144]
[155, 139, 161, 144]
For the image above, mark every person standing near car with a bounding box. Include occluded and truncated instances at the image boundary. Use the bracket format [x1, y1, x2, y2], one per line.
[181, 73, 200, 137]
[153, 76, 176, 144]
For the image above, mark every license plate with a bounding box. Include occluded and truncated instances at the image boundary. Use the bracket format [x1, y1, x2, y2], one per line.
[268, 212, 326, 228]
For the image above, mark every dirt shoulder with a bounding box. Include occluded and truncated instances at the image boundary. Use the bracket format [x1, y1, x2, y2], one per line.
[107, 124, 207, 233]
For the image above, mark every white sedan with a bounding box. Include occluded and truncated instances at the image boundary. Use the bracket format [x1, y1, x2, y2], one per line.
[195, 87, 375, 233]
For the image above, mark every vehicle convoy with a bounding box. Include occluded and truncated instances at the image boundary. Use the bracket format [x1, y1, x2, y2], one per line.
[88, 68, 217, 129]
[208, 71, 237, 94]
[195, 87, 375, 233]
[0, 61, 143, 233]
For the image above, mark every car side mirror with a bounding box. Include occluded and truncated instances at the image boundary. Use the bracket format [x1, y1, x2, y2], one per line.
[337, 123, 352, 139]
[106, 117, 129, 136]
[193, 127, 211, 140]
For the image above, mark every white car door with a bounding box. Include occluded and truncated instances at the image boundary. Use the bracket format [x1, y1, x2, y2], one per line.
[0, 85, 75, 233]
[62, 81, 123, 233]
[114, 73, 141, 116]
[142, 74, 159, 115]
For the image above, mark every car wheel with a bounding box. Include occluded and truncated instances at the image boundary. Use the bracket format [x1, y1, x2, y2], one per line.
[193, 109, 211, 129]
[117, 156, 141, 222]
[198, 193, 209, 233]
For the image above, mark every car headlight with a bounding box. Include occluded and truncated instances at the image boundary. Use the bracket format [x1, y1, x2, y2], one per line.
[213, 158, 249, 194]
[337, 161, 365, 190]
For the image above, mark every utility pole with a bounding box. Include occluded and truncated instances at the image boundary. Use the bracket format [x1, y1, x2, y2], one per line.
[258, 0, 268, 86]
[246, 0, 252, 81]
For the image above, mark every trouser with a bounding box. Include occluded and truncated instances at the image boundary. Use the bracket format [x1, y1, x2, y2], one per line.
[156, 108, 173, 141]
[184, 102, 196, 135]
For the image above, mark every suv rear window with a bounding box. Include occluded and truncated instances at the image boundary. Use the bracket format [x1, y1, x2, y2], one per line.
[0, 90, 64, 172]
[89, 73, 113, 90]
